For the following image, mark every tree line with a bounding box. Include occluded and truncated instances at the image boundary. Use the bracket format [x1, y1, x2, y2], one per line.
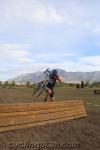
[76, 80, 100, 88]
[0, 80, 100, 88]
[0, 81, 32, 88]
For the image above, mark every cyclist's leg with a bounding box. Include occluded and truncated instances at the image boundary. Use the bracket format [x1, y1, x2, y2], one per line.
[50, 88, 55, 102]
[44, 93, 48, 102]
[44, 86, 52, 102]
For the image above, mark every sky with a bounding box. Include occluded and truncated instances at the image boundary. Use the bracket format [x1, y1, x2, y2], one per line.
[0, 0, 100, 80]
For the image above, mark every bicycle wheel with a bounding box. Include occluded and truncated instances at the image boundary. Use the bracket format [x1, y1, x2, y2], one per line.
[35, 87, 44, 97]
[32, 81, 45, 96]
[32, 82, 41, 95]
[35, 80, 48, 96]
[32, 87, 39, 96]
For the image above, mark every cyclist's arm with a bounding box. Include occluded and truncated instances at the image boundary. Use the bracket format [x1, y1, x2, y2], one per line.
[56, 75, 62, 82]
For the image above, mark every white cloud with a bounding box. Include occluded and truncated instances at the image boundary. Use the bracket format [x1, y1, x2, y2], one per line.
[1, 55, 100, 80]
[0, 0, 64, 26]
[16, 57, 33, 63]
[0, 43, 30, 61]
[9, 60, 95, 78]
[1, 0, 100, 80]
[32, 6, 64, 24]
[62, 0, 100, 35]
[34, 52, 76, 60]
[0, 0, 100, 33]
[81, 56, 100, 66]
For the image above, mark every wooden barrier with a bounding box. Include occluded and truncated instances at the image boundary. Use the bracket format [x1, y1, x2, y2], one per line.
[94, 89, 100, 94]
[0, 100, 87, 133]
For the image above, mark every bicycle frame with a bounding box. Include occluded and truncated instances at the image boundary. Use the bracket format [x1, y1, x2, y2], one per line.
[32, 69, 51, 97]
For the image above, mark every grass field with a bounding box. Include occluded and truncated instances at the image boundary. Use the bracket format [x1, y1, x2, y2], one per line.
[0, 87, 100, 150]
[0, 87, 100, 110]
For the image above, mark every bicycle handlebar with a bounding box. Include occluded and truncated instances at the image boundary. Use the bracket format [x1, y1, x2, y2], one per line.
[44, 68, 51, 74]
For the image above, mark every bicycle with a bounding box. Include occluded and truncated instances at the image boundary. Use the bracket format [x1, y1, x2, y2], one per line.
[32, 68, 51, 97]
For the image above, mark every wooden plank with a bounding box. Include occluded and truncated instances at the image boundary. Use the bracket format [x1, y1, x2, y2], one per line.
[94, 89, 100, 94]
[0, 108, 86, 127]
[0, 114, 86, 133]
[0, 105, 84, 118]
[0, 100, 87, 133]
[0, 100, 83, 113]
[0, 100, 81, 107]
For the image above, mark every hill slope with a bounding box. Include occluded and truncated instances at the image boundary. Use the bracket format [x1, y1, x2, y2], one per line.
[8, 69, 100, 83]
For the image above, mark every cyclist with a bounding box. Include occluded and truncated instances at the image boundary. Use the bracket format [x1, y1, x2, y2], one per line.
[44, 69, 61, 102]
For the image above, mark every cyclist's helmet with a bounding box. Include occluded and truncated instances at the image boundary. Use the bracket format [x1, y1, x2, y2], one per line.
[51, 69, 58, 77]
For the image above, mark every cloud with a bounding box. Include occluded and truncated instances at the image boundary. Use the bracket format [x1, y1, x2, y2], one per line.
[59, 0, 100, 35]
[0, 43, 30, 61]
[0, 0, 64, 27]
[1, 0, 100, 80]
[33, 52, 76, 62]
[81, 56, 100, 66]
[0, 0, 100, 34]
[0, 43, 76, 66]
[32, 6, 64, 24]
[1, 54, 100, 80]
[16, 57, 33, 63]
[8, 60, 96, 78]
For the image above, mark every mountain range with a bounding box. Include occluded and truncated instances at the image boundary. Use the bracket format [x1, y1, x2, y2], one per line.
[8, 69, 100, 84]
